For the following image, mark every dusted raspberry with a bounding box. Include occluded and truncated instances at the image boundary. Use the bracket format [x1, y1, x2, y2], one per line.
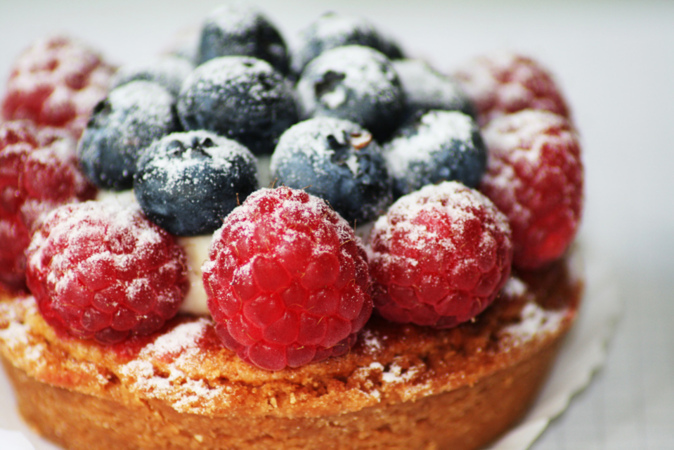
[480, 110, 583, 269]
[454, 52, 570, 127]
[25, 201, 189, 344]
[203, 187, 372, 371]
[1, 36, 115, 137]
[369, 181, 512, 328]
[0, 121, 97, 291]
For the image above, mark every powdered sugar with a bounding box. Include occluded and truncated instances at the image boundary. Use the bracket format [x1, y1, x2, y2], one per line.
[504, 301, 566, 341]
[270, 117, 372, 177]
[119, 318, 226, 413]
[137, 130, 256, 195]
[483, 109, 574, 166]
[0, 299, 47, 368]
[393, 59, 469, 113]
[297, 45, 401, 116]
[372, 181, 510, 254]
[181, 56, 283, 103]
[385, 110, 475, 178]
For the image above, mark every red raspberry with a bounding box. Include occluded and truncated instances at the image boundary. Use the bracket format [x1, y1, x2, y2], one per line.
[479, 110, 583, 269]
[369, 181, 512, 328]
[203, 187, 372, 371]
[25, 201, 189, 345]
[0, 120, 97, 291]
[454, 52, 570, 127]
[1, 36, 115, 137]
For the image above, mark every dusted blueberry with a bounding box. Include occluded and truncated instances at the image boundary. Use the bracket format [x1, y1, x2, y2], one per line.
[393, 59, 475, 120]
[110, 55, 194, 98]
[384, 110, 487, 198]
[177, 56, 298, 155]
[270, 117, 392, 224]
[296, 45, 405, 142]
[292, 12, 403, 75]
[134, 130, 259, 236]
[198, 3, 289, 74]
[78, 81, 179, 191]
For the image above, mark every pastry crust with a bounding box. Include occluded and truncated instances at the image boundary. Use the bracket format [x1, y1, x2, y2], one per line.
[0, 255, 582, 450]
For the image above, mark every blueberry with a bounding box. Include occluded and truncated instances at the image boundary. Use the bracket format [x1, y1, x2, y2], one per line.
[270, 117, 392, 224]
[292, 12, 403, 75]
[198, 4, 289, 75]
[384, 110, 487, 198]
[296, 45, 405, 142]
[134, 130, 259, 236]
[110, 55, 194, 98]
[177, 56, 298, 156]
[78, 81, 179, 190]
[392, 59, 475, 120]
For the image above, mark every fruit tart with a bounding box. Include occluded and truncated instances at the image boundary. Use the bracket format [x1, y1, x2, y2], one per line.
[0, 4, 584, 449]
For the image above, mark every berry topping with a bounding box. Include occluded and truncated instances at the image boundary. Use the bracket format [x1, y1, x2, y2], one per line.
[78, 80, 179, 190]
[197, 4, 289, 75]
[296, 45, 405, 141]
[292, 12, 403, 75]
[454, 52, 571, 126]
[479, 110, 583, 269]
[25, 200, 189, 344]
[369, 181, 512, 328]
[392, 59, 475, 120]
[0, 120, 97, 291]
[270, 117, 392, 224]
[203, 187, 372, 370]
[1, 36, 115, 137]
[384, 110, 487, 198]
[110, 55, 194, 98]
[134, 130, 259, 236]
[177, 56, 298, 155]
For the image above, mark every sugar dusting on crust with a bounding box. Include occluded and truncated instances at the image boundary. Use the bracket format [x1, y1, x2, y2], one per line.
[119, 318, 229, 413]
[0, 299, 46, 365]
[504, 301, 566, 340]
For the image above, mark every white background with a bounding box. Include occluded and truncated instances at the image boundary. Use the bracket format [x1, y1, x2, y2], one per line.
[1, 1, 673, 448]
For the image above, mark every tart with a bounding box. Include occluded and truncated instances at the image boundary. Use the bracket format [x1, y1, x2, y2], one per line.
[0, 5, 585, 450]
[0, 253, 582, 450]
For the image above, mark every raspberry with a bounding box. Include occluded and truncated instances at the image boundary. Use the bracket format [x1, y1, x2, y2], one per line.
[203, 187, 372, 371]
[454, 52, 570, 127]
[368, 181, 513, 328]
[1, 36, 115, 137]
[0, 121, 97, 291]
[479, 110, 583, 269]
[25, 201, 189, 344]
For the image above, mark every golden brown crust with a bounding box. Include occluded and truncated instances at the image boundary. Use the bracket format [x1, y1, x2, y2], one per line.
[0, 256, 582, 449]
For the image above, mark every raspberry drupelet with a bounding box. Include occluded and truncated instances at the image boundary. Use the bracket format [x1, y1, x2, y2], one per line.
[368, 181, 513, 328]
[25, 200, 189, 345]
[203, 187, 372, 371]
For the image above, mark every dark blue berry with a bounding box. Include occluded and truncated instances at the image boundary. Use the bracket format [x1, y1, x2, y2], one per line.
[198, 4, 289, 75]
[78, 81, 179, 190]
[292, 12, 403, 75]
[110, 56, 194, 98]
[270, 117, 392, 224]
[383, 110, 487, 198]
[393, 59, 475, 120]
[296, 45, 405, 142]
[134, 130, 259, 236]
[177, 56, 298, 156]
